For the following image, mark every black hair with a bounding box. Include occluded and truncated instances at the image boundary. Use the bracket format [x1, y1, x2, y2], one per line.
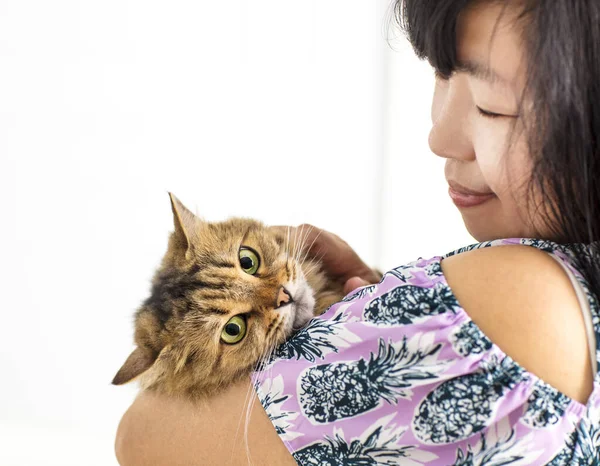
[394, 0, 600, 299]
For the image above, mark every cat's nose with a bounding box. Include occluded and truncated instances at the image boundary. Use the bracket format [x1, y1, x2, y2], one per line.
[275, 286, 293, 309]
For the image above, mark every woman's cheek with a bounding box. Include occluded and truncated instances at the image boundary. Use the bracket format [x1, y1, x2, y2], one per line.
[473, 136, 507, 192]
[475, 135, 532, 202]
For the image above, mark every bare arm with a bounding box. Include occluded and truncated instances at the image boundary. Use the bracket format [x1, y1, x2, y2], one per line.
[115, 379, 296, 466]
[116, 243, 594, 464]
[442, 245, 593, 403]
[115, 225, 375, 465]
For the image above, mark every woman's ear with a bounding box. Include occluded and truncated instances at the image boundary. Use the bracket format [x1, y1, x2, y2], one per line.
[112, 347, 157, 385]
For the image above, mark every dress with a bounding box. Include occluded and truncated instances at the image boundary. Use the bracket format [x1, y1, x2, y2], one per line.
[253, 238, 600, 465]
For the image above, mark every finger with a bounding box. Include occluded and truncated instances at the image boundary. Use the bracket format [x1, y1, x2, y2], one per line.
[341, 265, 380, 286]
[343, 276, 369, 295]
[363, 268, 382, 284]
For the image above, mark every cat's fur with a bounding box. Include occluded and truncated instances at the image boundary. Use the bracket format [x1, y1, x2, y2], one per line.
[112, 194, 345, 398]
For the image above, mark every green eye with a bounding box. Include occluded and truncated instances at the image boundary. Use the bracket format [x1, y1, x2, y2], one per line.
[220, 315, 247, 344]
[239, 247, 260, 275]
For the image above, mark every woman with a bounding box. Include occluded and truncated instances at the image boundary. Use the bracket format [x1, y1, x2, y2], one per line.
[115, 0, 600, 463]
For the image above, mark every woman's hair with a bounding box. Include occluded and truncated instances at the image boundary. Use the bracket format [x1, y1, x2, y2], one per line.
[394, 0, 600, 297]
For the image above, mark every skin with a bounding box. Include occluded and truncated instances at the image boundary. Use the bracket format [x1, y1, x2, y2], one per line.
[115, 3, 595, 465]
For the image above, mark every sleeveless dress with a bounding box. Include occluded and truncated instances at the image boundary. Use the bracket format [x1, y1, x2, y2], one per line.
[253, 238, 600, 465]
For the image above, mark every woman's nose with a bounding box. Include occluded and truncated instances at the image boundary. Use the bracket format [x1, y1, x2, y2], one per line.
[428, 76, 475, 161]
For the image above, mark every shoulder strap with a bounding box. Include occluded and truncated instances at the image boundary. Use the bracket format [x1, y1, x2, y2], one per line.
[548, 253, 598, 379]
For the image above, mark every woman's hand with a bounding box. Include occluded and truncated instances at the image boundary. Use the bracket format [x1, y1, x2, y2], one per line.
[270, 224, 380, 294]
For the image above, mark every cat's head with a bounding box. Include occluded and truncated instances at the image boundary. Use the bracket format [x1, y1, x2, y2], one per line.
[112, 193, 318, 394]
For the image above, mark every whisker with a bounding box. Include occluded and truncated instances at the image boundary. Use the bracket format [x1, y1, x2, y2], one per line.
[234, 346, 268, 466]
[285, 226, 294, 278]
[294, 224, 313, 263]
[232, 373, 257, 463]
[299, 249, 327, 278]
[290, 225, 298, 262]
[295, 224, 312, 263]
[299, 229, 323, 268]
[266, 342, 276, 405]
[292, 224, 302, 264]
[306, 248, 327, 268]
[300, 261, 320, 277]
[285, 226, 291, 261]
[242, 342, 274, 466]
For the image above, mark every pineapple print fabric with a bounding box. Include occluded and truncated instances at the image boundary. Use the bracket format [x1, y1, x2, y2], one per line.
[253, 238, 600, 465]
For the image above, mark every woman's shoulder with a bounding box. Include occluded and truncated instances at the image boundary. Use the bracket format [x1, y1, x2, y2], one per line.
[250, 238, 600, 464]
[440, 239, 594, 403]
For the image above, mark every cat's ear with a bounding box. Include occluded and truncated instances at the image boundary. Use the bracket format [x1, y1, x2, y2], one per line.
[168, 192, 197, 251]
[111, 347, 157, 385]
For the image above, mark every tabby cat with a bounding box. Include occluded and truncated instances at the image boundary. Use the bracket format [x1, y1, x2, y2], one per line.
[112, 194, 345, 398]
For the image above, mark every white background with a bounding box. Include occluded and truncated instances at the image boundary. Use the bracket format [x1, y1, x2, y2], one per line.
[0, 1, 472, 464]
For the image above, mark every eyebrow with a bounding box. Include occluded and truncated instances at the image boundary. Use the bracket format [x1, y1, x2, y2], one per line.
[456, 59, 508, 85]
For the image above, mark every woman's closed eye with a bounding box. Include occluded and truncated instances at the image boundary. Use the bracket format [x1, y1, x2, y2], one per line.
[476, 106, 518, 119]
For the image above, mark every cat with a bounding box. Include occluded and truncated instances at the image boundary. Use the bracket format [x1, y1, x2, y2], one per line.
[112, 193, 346, 398]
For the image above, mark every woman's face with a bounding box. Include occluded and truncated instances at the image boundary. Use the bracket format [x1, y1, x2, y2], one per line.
[429, 3, 548, 241]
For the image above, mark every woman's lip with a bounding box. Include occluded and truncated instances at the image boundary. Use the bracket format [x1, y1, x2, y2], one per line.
[448, 185, 495, 208]
[447, 181, 494, 196]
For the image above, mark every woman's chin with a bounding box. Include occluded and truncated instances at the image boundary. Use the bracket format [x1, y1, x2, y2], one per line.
[462, 215, 538, 242]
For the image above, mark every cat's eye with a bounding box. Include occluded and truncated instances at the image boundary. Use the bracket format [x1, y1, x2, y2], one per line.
[239, 247, 260, 275]
[220, 315, 247, 344]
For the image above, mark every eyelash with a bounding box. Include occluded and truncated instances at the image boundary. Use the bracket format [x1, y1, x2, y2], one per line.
[434, 70, 517, 119]
[476, 106, 503, 119]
